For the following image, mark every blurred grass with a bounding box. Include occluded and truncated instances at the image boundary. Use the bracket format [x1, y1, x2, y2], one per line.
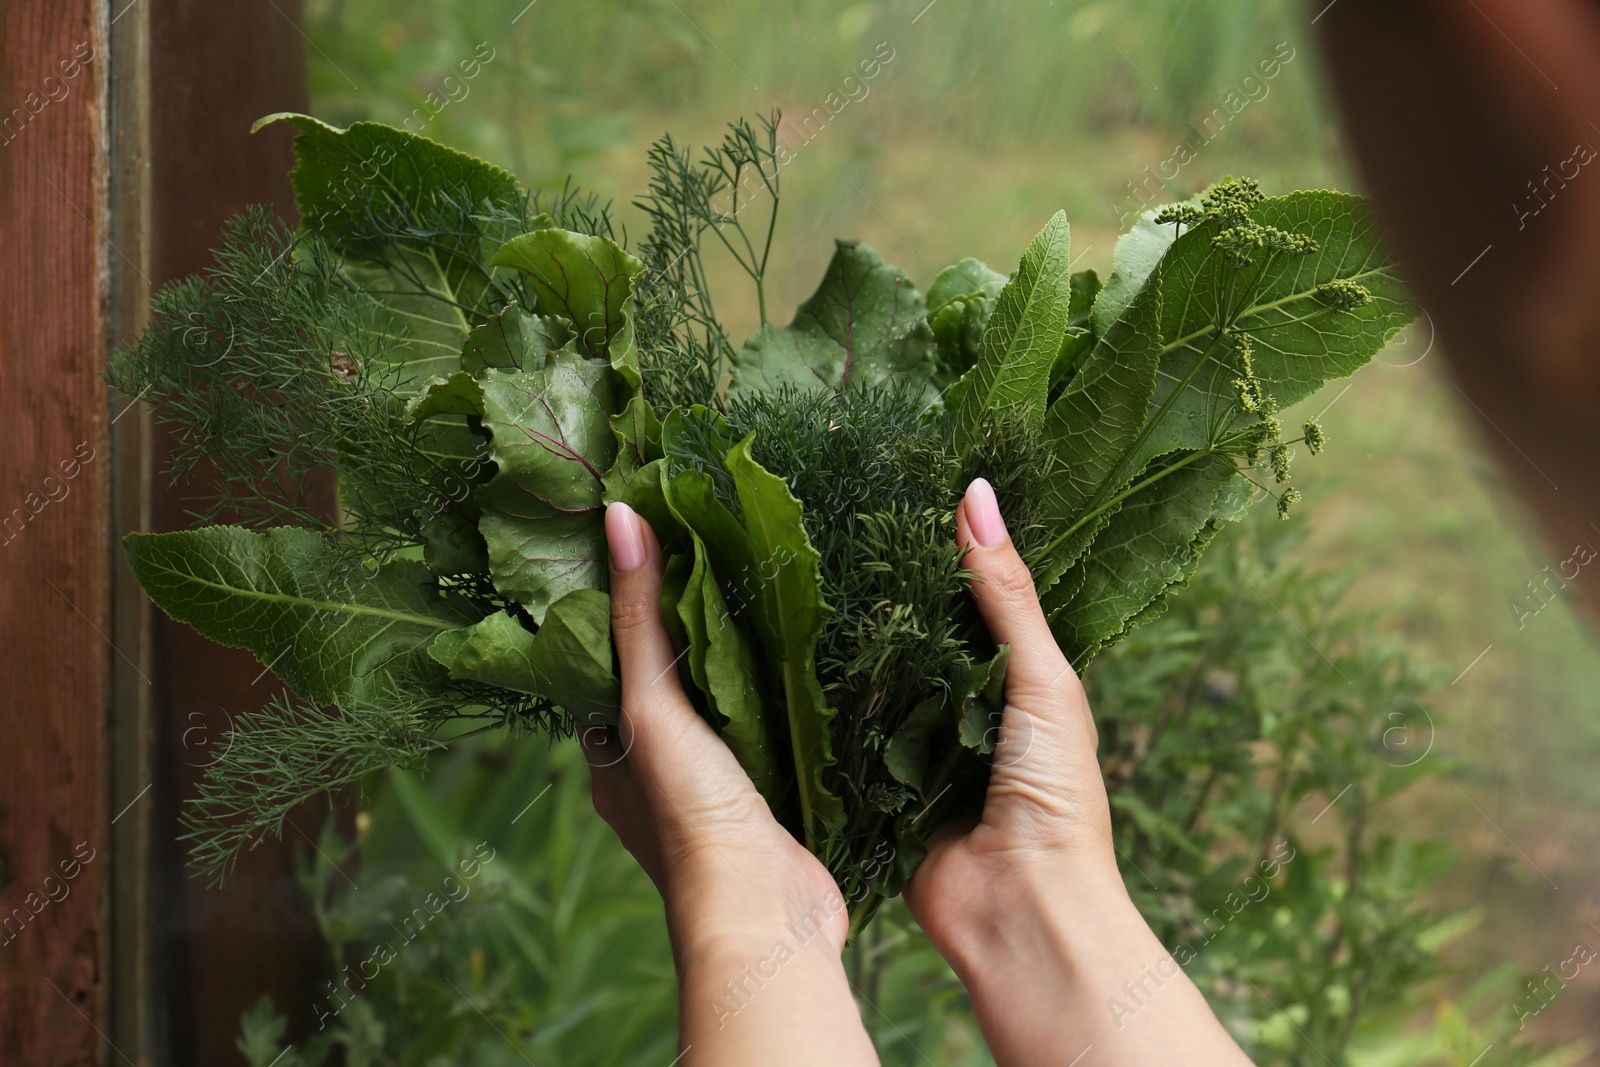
[298, 0, 1600, 1056]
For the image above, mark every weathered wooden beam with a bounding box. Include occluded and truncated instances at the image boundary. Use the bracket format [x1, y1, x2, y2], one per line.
[0, 3, 110, 1063]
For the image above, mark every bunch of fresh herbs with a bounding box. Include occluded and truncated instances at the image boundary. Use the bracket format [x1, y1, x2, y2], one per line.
[111, 111, 1412, 934]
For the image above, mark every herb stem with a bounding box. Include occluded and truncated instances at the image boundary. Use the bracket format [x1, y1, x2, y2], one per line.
[846, 891, 881, 943]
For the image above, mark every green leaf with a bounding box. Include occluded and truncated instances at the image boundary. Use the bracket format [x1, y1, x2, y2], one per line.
[461, 307, 574, 374]
[927, 257, 1009, 311]
[253, 113, 524, 392]
[419, 508, 489, 578]
[643, 435, 790, 811]
[123, 526, 474, 707]
[659, 549, 694, 670]
[404, 370, 490, 532]
[1048, 453, 1239, 664]
[253, 112, 522, 248]
[927, 257, 1009, 384]
[1034, 277, 1164, 587]
[1037, 190, 1410, 603]
[431, 595, 619, 726]
[427, 610, 526, 684]
[884, 696, 948, 793]
[407, 369, 484, 422]
[953, 211, 1073, 452]
[729, 240, 936, 395]
[1069, 268, 1102, 328]
[723, 436, 843, 844]
[668, 521, 780, 802]
[473, 346, 619, 624]
[956, 646, 1012, 754]
[1049, 268, 1103, 389]
[607, 303, 643, 391]
[1131, 191, 1412, 471]
[603, 456, 676, 542]
[408, 306, 576, 520]
[490, 229, 644, 360]
[1091, 207, 1181, 336]
[608, 394, 664, 489]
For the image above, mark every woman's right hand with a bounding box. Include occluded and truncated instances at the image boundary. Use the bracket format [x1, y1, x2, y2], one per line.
[904, 477, 1121, 963]
[904, 478, 1253, 1067]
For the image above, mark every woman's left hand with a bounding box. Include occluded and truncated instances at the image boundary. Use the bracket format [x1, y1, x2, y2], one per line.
[586, 501, 877, 1064]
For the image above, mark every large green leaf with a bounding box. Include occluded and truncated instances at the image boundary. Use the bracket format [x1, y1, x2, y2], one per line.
[123, 526, 474, 706]
[1034, 276, 1165, 588]
[473, 346, 620, 624]
[722, 436, 843, 844]
[1048, 453, 1240, 664]
[953, 211, 1073, 452]
[1091, 206, 1180, 336]
[1131, 191, 1412, 473]
[666, 507, 780, 802]
[729, 240, 936, 395]
[1037, 191, 1410, 601]
[429, 592, 619, 727]
[632, 417, 786, 808]
[490, 229, 644, 360]
[253, 113, 525, 393]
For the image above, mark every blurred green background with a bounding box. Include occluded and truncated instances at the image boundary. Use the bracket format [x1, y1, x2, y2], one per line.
[245, 0, 1600, 1062]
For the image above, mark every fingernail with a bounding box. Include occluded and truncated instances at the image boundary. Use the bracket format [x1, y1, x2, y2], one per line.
[965, 478, 1007, 548]
[605, 502, 646, 572]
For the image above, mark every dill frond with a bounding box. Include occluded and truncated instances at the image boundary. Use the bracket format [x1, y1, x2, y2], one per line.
[107, 207, 436, 545]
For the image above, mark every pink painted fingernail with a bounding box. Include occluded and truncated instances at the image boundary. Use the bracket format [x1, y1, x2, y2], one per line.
[965, 478, 1007, 548]
[606, 502, 646, 572]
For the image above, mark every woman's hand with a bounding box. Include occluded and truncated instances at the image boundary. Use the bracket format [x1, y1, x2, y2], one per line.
[904, 479, 1252, 1067]
[904, 476, 1121, 959]
[587, 501, 877, 1066]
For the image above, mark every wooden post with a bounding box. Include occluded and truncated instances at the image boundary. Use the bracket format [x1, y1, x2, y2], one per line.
[0, 1, 111, 1062]
[2, 2, 324, 1063]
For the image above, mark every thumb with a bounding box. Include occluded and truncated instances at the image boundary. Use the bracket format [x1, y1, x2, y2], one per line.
[956, 478, 1079, 703]
[604, 502, 708, 777]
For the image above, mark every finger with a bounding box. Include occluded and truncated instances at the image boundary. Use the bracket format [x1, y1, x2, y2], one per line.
[607, 502, 681, 695]
[605, 503, 721, 777]
[956, 478, 1078, 698]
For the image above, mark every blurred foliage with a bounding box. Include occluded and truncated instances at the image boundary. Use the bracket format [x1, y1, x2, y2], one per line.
[237, 743, 678, 1066]
[1088, 516, 1582, 1066]
[236, 513, 1580, 1066]
[301, 0, 1332, 203]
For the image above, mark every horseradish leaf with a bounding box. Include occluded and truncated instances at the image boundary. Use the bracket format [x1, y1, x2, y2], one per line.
[124, 526, 474, 707]
[254, 112, 526, 392]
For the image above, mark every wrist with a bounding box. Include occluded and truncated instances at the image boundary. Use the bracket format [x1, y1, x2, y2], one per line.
[936, 853, 1138, 987]
[673, 907, 876, 1064]
[670, 900, 857, 1035]
[665, 881, 849, 979]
